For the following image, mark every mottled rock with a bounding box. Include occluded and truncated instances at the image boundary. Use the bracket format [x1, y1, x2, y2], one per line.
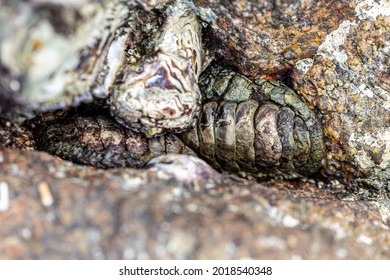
[292, 4, 390, 190]
[0, 150, 389, 259]
[194, 0, 359, 77]
[1, 0, 388, 189]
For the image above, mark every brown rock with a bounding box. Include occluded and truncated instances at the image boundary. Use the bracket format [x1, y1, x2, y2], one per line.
[195, 0, 358, 77]
[292, 14, 390, 188]
[0, 150, 389, 259]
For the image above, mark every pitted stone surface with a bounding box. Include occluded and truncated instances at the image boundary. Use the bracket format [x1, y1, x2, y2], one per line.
[0, 150, 389, 259]
[292, 14, 390, 188]
[194, 0, 359, 78]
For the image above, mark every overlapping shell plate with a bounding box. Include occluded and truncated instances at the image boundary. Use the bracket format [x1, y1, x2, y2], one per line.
[32, 110, 196, 169]
[31, 63, 325, 179]
[179, 63, 325, 179]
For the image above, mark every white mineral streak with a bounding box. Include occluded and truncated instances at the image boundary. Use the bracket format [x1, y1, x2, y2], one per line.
[355, 0, 390, 20]
[0, 182, 10, 212]
[352, 83, 390, 102]
[328, 223, 347, 240]
[294, 58, 314, 75]
[120, 174, 145, 190]
[282, 215, 300, 228]
[293, 1, 390, 183]
[349, 130, 390, 170]
[315, 6, 390, 175]
[357, 84, 374, 98]
[317, 20, 357, 71]
[357, 234, 373, 245]
[256, 236, 287, 251]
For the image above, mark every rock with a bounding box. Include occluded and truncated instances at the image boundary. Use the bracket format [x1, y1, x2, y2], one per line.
[0, 115, 35, 150]
[1, 0, 388, 189]
[0, 149, 389, 259]
[292, 3, 390, 190]
[194, 0, 358, 77]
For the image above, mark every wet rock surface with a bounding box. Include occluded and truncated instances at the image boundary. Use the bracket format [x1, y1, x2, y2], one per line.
[0, 149, 389, 259]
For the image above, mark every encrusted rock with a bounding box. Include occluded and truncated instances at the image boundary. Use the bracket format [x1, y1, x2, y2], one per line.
[193, 0, 359, 77]
[292, 4, 390, 190]
[30, 63, 325, 179]
[1, 0, 203, 136]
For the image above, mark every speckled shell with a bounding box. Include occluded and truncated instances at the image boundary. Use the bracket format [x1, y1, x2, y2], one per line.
[33, 113, 196, 169]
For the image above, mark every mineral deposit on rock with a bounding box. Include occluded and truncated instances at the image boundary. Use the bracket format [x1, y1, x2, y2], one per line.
[292, 1, 390, 190]
[193, 0, 359, 77]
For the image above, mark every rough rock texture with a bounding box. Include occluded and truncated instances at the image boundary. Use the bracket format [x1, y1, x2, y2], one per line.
[194, 0, 359, 78]
[292, 4, 390, 189]
[0, 149, 390, 259]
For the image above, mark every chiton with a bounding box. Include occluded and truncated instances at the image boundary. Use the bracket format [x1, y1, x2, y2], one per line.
[32, 63, 325, 179]
[177, 62, 325, 178]
[32, 111, 196, 169]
